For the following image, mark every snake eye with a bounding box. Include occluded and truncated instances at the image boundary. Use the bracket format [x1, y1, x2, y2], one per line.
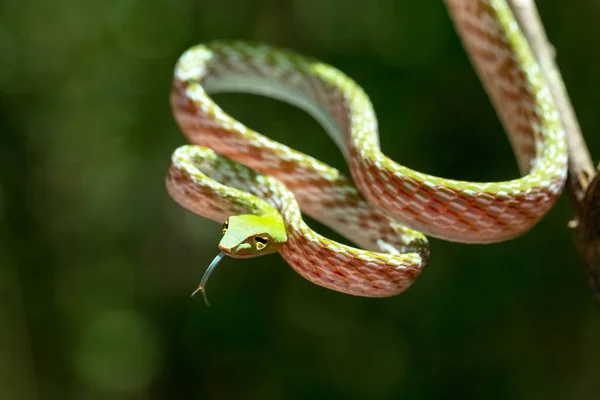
[222, 219, 229, 235]
[254, 236, 268, 250]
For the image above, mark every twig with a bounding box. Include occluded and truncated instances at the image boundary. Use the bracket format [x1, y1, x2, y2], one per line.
[507, 0, 600, 307]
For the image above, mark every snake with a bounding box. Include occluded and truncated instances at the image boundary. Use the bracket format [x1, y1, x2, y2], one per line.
[165, 0, 568, 303]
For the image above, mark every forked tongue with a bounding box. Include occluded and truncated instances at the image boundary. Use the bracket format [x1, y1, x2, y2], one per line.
[191, 251, 226, 307]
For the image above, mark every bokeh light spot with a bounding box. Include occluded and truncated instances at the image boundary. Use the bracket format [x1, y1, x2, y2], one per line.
[73, 309, 161, 394]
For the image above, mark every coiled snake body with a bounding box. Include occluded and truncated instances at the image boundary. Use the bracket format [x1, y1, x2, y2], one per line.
[166, 0, 568, 300]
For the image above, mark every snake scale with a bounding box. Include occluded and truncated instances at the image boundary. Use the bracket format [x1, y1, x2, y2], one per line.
[165, 0, 568, 301]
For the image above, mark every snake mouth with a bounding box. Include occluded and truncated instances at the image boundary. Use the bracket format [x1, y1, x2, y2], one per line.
[218, 242, 253, 258]
[219, 243, 273, 259]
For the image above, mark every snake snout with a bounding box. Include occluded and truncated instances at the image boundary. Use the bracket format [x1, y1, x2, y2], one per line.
[218, 242, 251, 257]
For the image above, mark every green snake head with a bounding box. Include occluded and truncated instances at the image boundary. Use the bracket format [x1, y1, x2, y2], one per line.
[218, 214, 287, 258]
[191, 213, 287, 306]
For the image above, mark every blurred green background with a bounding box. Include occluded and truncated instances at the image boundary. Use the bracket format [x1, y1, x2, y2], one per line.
[2, 0, 600, 399]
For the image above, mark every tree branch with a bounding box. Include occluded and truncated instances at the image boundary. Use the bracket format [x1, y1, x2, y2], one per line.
[507, 0, 600, 307]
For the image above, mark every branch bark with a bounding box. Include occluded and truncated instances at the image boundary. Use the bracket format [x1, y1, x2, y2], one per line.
[507, 0, 600, 308]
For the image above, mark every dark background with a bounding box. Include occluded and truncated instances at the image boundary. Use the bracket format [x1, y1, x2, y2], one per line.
[1, 0, 599, 399]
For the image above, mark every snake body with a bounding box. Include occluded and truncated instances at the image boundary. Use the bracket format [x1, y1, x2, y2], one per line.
[166, 0, 568, 298]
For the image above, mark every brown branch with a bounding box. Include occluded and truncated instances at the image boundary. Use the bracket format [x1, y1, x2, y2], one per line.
[507, 0, 600, 308]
